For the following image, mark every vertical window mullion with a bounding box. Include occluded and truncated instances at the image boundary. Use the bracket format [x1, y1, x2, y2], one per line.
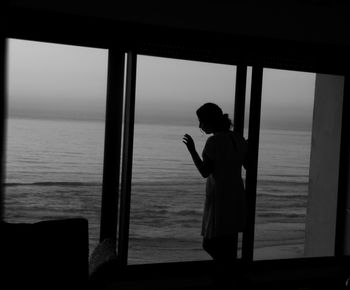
[234, 65, 247, 136]
[233, 65, 247, 258]
[100, 49, 126, 241]
[242, 65, 263, 262]
[0, 37, 6, 221]
[118, 52, 137, 266]
[335, 75, 350, 256]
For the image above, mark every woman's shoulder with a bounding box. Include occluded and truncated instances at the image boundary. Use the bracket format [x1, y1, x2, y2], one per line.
[215, 131, 244, 141]
[204, 135, 216, 149]
[205, 134, 225, 148]
[206, 131, 246, 145]
[203, 135, 216, 156]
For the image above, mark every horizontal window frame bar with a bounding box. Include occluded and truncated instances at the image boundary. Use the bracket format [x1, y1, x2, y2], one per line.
[4, 6, 350, 76]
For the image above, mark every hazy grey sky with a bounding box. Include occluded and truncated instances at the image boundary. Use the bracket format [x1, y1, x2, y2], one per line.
[135, 56, 237, 126]
[261, 68, 315, 130]
[7, 39, 108, 121]
[7, 39, 316, 130]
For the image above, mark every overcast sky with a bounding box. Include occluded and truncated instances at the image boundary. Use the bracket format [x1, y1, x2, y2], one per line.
[7, 38, 316, 130]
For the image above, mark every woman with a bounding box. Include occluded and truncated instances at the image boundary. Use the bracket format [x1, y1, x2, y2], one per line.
[183, 103, 247, 262]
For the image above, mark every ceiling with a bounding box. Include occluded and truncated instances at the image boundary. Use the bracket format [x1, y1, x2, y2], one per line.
[6, 0, 350, 46]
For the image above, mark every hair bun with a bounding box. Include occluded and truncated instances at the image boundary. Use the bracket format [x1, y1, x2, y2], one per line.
[222, 113, 229, 121]
[222, 113, 232, 130]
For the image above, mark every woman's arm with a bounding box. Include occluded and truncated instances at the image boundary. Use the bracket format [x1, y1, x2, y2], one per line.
[183, 134, 212, 178]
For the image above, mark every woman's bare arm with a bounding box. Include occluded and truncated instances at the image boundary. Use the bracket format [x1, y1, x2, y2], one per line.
[183, 134, 212, 178]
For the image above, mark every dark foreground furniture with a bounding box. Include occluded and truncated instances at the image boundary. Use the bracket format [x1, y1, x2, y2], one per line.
[0, 218, 89, 290]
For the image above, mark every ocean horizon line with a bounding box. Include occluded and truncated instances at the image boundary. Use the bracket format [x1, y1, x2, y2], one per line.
[7, 115, 312, 133]
[4, 181, 102, 187]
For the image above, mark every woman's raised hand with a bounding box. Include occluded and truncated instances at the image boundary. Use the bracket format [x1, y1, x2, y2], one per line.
[183, 134, 196, 153]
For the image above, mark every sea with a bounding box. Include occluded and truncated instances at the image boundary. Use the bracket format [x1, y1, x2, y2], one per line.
[3, 118, 311, 264]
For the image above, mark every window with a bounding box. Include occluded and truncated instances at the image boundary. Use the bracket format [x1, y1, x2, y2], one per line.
[1, 36, 346, 267]
[254, 68, 345, 260]
[4, 39, 108, 254]
[128, 55, 237, 264]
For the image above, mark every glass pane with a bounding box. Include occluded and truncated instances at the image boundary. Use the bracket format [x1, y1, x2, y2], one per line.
[128, 55, 237, 264]
[5, 39, 108, 254]
[254, 68, 315, 260]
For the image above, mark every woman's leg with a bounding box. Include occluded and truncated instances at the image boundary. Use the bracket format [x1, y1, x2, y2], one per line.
[203, 234, 240, 287]
[202, 234, 238, 262]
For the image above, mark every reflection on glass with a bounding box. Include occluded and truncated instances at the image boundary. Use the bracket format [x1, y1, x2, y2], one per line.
[5, 39, 108, 253]
[128, 55, 237, 264]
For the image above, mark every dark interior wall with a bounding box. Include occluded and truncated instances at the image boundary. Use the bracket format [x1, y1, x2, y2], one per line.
[7, 0, 350, 46]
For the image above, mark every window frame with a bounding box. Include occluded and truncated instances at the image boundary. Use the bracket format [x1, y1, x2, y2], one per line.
[1, 8, 349, 269]
[0, 38, 6, 221]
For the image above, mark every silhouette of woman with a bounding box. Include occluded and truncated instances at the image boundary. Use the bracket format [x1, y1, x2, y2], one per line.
[183, 103, 247, 262]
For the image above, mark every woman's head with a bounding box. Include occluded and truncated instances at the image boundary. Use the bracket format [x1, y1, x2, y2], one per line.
[196, 103, 232, 134]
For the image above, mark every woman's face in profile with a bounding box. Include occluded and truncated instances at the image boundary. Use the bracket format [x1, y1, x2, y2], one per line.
[199, 120, 214, 134]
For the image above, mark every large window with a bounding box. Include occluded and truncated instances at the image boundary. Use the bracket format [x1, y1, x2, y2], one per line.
[5, 39, 108, 253]
[2, 39, 345, 266]
[254, 69, 345, 260]
[128, 55, 237, 264]
[254, 69, 315, 259]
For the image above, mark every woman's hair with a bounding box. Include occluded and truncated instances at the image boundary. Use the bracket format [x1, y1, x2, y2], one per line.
[196, 103, 232, 131]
